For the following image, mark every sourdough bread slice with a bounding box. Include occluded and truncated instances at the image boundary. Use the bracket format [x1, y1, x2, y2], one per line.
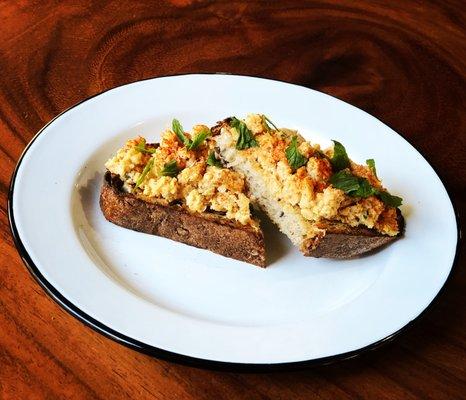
[100, 172, 266, 267]
[214, 117, 403, 258]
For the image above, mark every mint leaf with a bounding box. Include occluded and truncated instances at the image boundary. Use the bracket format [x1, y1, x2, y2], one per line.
[329, 170, 361, 193]
[262, 115, 279, 131]
[330, 170, 402, 207]
[135, 157, 154, 188]
[285, 136, 308, 171]
[331, 140, 350, 171]
[135, 138, 156, 154]
[172, 119, 191, 147]
[172, 120, 210, 150]
[366, 159, 378, 178]
[230, 117, 258, 150]
[159, 160, 180, 177]
[376, 190, 403, 207]
[187, 128, 210, 150]
[353, 178, 377, 197]
[207, 151, 222, 168]
[330, 170, 376, 197]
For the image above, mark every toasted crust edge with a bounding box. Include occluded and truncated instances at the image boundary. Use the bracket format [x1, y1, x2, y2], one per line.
[99, 173, 266, 267]
[303, 210, 405, 258]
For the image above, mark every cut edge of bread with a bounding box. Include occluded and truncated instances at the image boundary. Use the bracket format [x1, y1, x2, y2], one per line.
[100, 172, 266, 267]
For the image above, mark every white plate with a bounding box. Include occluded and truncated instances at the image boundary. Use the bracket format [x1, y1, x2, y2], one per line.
[9, 74, 458, 368]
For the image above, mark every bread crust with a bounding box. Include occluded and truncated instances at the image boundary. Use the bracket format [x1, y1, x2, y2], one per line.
[303, 211, 405, 258]
[99, 173, 266, 267]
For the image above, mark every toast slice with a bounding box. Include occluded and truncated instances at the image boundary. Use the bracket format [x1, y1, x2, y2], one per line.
[213, 114, 404, 258]
[101, 172, 266, 266]
[101, 121, 266, 267]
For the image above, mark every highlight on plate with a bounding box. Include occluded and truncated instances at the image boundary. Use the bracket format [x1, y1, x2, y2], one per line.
[101, 113, 404, 267]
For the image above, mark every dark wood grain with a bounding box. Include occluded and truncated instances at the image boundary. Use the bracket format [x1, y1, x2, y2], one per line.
[1, 1, 465, 399]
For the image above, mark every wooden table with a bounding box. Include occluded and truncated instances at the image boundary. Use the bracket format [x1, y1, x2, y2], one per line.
[1, 1, 465, 398]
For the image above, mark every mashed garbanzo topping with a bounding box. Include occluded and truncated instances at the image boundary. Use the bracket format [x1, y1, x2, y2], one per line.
[214, 114, 400, 236]
[105, 124, 255, 227]
[105, 114, 401, 238]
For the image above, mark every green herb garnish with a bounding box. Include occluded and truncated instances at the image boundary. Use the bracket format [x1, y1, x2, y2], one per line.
[366, 159, 378, 178]
[353, 177, 377, 197]
[376, 190, 403, 208]
[135, 158, 154, 188]
[285, 136, 308, 171]
[230, 117, 258, 150]
[329, 170, 365, 194]
[327, 141, 401, 206]
[187, 128, 210, 150]
[172, 119, 209, 150]
[262, 115, 280, 132]
[172, 119, 191, 147]
[135, 138, 156, 154]
[207, 151, 222, 168]
[159, 160, 180, 177]
[330, 140, 350, 171]
[329, 170, 402, 207]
